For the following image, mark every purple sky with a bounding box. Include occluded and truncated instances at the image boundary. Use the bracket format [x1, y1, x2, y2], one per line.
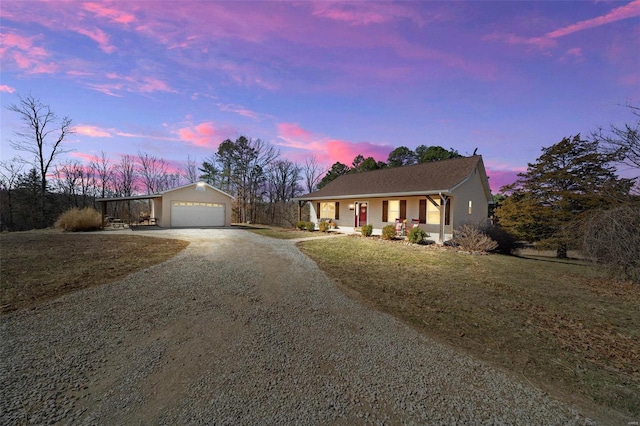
[1, 1, 639, 193]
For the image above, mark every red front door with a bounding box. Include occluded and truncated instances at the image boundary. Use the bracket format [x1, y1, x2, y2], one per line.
[358, 203, 367, 226]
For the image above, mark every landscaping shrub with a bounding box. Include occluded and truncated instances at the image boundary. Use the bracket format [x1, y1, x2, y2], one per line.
[381, 224, 396, 240]
[452, 224, 498, 252]
[480, 224, 517, 254]
[407, 226, 428, 244]
[361, 224, 373, 237]
[580, 204, 640, 283]
[55, 207, 102, 232]
[296, 221, 306, 231]
[306, 221, 316, 232]
[318, 221, 330, 232]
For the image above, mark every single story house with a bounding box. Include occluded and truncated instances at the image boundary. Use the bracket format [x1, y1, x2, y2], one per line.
[294, 155, 492, 243]
[97, 181, 234, 228]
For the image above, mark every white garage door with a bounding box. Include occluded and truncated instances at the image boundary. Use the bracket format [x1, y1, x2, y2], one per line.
[171, 201, 225, 227]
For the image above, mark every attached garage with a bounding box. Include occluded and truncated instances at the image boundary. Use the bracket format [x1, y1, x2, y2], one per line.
[170, 201, 225, 227]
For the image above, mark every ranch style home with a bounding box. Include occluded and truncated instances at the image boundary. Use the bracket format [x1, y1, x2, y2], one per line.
[97, 182, 234, 228]
[295, 155, 492, 243]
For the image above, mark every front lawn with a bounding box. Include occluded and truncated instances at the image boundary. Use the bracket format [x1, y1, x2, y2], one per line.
[0, 231, 189, 314]
[298, 236, 640, 422]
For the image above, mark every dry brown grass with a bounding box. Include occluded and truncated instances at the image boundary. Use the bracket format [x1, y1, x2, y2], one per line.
[55, 207, 103, 232]
[0, 230, 189, 314]
[298, 236, 640, 422]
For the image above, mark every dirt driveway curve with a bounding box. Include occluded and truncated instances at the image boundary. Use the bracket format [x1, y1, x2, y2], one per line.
[1, 229, 592, 424]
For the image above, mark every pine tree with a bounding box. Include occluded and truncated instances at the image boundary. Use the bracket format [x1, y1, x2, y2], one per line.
[495, 135, 634, 257]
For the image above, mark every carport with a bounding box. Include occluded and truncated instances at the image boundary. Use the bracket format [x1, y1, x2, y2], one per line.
[97, 182, 234, 228]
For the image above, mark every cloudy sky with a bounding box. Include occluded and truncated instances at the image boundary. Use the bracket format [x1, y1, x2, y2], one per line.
[1, 0, 639, 192]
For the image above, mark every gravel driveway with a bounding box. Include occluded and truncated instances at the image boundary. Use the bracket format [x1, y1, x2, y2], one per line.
[1, 228, 593, 425]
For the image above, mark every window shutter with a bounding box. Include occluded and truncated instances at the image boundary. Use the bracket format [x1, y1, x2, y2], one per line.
[382, 200, 388, 222]
[400, 200, 406, 220]
[419, 199, 426, 223]
[335, 202, 340, 220]
[316, 202, 320, 219]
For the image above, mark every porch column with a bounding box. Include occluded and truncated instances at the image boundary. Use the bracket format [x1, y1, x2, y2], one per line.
[440, 194, 449, 243]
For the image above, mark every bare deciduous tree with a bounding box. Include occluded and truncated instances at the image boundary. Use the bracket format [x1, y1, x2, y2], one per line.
[89, 151, 114, 198]
[303, 156, 322, 193]
[137, 151, 169, 194]
[0, 159, 25, 230]
[182, 155, 199, 184]
[114, 155, 138, 197]
[7, 95, 74, 226]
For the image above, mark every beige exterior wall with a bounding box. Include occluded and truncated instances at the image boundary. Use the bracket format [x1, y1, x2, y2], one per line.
[450, 167, 490, 228]
[159, 184, 233, 227]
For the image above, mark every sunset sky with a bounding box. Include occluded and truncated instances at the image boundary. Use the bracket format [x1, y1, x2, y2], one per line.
[1, 1, 639, 193]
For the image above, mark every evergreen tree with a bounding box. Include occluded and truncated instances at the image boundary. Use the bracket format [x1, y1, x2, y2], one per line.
[495, 135, 634, 257]
[317, 162, 350, 189]
[387, 146, 416, 167]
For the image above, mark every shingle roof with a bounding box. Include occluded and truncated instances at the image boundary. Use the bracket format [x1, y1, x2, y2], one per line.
[297, 155, 486, 200]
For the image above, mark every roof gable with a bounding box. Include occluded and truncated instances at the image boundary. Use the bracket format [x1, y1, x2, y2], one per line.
[298, 156, 489, 200]
[159, 181, 234, 199]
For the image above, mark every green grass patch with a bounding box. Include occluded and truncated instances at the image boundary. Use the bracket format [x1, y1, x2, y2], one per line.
[298, 236, 640, 422]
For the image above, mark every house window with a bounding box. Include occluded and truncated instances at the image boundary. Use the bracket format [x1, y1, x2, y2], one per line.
[427, 198, 440, 224]
[388, 200, 400, 222]
[468, 200, 473, 215]
[382, 199, 406, 222]
[320, 202, 336, 219]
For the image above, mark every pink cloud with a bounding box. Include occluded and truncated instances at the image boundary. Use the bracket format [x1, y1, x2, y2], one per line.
[83, 2, 136, 25]
[546, 0, 640, 39]
[76, 125, 112, 138]
[486, 0, 640, 50]
[325, 140, 392, 165]
[0, 85, 16, 93]
[217, 103, 272, 120]
[278, 122, 315, 141]
[0, 32, 58, 74]
[72, 26, 116, 53]
[87, 73, 174, 96]
[311, 2, 424, 26]
[176, 121, 235, 149]
[276, 122, 392, 166]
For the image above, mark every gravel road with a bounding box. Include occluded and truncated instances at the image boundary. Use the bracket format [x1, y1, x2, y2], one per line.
[1, 228, 594, 425]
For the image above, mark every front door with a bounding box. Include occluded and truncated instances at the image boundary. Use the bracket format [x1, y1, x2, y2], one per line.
[358, 203, 367, 226]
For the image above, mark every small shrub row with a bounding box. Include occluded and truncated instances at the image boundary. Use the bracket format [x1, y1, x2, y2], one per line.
[55, 207, 103, 232]
[295, 221, 317, 232]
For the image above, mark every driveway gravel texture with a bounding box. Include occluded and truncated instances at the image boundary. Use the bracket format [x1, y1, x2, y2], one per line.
[1, 229, 594, 425]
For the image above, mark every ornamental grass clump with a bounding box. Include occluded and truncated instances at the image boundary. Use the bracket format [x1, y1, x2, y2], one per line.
[55, 207, 103, 232]
[361, 224, 373, 237]
[381, 224, 396, 240]
[452, 224, 498, 252]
